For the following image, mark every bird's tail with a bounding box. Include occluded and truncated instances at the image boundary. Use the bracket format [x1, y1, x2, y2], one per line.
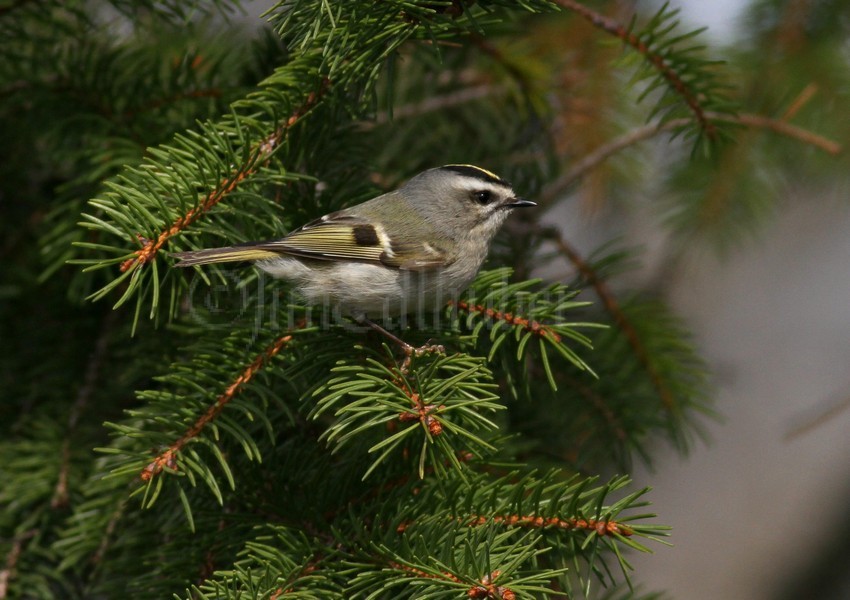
[171, 245, 280, 267]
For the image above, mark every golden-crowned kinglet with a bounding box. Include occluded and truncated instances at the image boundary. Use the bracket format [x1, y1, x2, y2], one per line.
[172, 164, 535, 321]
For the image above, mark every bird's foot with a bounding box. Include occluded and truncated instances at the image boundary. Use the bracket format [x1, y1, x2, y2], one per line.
[399, 341, 444, 375]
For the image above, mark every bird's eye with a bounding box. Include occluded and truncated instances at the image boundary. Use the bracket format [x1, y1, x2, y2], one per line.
[474, 190, 492, 205]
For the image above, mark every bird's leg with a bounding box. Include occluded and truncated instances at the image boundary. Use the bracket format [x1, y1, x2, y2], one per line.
[358, 317, 414, 354]
[357, 317, 445, 366]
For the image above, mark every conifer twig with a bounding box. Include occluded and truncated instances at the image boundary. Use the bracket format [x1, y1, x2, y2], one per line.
[370, 85, 503, 125]
[452, 300, 562, 343]
[53, 310, 117, 509]
[388, 561, 517, 599]
[140, 324, 304, 481]
[0, 530, 36, 600]
[730, 112, 841, 154]
[120, 79, 330, 273]
[541, 112, 842, 202]
[388, 561, 463, 584]
[553, 0, 717, 137]
[466, 514, 632, 536]
[781, 83, 818, 120]
[541, 228, 677, 412]
[91, 498, 128, 568]
[269, 558, 321, 599]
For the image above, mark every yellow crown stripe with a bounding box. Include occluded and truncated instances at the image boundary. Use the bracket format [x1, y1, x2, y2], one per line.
[444, 164, 501, 181]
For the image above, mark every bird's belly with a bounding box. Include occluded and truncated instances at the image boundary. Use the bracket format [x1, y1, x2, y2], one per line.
[258, 256, 482, 320]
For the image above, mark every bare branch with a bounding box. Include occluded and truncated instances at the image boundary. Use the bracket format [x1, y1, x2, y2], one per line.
[542, 112, 842, 202]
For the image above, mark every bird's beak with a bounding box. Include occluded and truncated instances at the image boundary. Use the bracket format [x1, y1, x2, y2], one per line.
[506, 197, 536, 208]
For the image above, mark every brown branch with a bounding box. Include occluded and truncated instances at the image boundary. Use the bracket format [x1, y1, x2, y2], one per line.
[0, 530, 36, 600]
[91, 498, 128, 568]
[467, 514, 632, 537]
[541, 111, 842, 202]
[553, 0, 717, 138]
[370, 85, 503, 126]
[730, 112, 842, 155]
[391, 560, 519, 600]
[541, 119, 685, 202]
[452, 300, 562, 343]
[542, 228, 677, 412]
[781, 83, 819, 121]
[389, 560, 462, 583]
[140, 325, 303, 481]
[784, 393, 850, 442]
[52, 310, 118, 509]
[120, 79, 330, 273]
[776, 0, 815, 50]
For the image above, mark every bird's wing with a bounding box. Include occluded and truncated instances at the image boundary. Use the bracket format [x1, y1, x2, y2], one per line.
[258, 213, 450, 271]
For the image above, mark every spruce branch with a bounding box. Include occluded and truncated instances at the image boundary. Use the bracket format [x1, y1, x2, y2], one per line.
[384, 472, 664, 595]
[465, 514, 633, 537]
[553, 0, 724, 140]
[141, 322, 305, 483]
[541, 229, 676, 412]
[119, 80, 329, 274]
[370, 84, 506, 126]
[728, 112, 842, 155]
[452, 269, 598, 390]
[90, 501, 126, 572]
[541, 113, 841, 204]
[52, 310, 117, 509]
[312, 351, 503, 479]
[0, 529, 35, 600]
[383, 560, 520, 600]
[453, 300, 564, 344]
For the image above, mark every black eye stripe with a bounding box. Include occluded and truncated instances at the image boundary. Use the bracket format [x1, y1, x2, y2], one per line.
[353, 224, 380, 246]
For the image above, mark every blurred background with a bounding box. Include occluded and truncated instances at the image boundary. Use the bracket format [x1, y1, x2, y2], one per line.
[603, 1, 850, 598]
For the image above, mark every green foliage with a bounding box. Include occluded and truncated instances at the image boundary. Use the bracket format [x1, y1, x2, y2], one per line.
[313, 350, 504, 479]
[618, 2, 735, 147]
[2, 0, 844, 598]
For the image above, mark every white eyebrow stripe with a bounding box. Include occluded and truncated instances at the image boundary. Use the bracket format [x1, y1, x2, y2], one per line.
[454, 178, 513, 193]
